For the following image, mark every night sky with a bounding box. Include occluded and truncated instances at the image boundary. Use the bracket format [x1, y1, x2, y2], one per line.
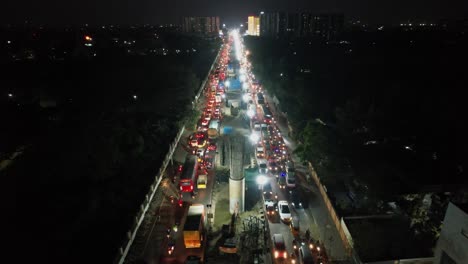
[3, 0, 468, 26]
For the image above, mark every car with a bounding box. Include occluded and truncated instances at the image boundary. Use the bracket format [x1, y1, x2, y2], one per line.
[190, 138, 198, 148]
[272, 234, 288, 259]
[290, 190, 303, 209]
[256, 146, 265, 158]
[265, 199, 277, 216]
[278, 200, 291, 223]
[196, 148, 205, 157]
[298, 244, 314, 264]
[278, 175, 287, 189]
[263, 182, 272, 196]
[258, 163, 268, 174]
[286, 173, 296, 188]
[253, 121, 261, 128]
[290, 216, 300, 236]
[201, 117, 210, 126]
[207, 143, 217, 151]
[268, 160, 279, 172]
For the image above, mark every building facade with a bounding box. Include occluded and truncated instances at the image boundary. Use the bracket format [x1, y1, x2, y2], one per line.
[258, 12, 344, 38]
[434, 202, 468, 264]
[247, 16, 260, 36]
[182, 17, 220, 35]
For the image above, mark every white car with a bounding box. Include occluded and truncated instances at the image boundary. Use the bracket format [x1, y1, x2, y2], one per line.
[256, 146, 265, 158]
[278, 200, 291, 223]
[196, 148, 205, 157]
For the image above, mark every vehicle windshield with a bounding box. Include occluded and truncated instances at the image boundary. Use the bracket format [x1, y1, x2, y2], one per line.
[281, 205, 290, 214]
[260, 164, 267, 169]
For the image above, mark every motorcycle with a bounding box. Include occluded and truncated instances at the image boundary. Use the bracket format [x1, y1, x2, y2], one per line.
[167, 240, 175, 255]
[166, 228, 171, 239]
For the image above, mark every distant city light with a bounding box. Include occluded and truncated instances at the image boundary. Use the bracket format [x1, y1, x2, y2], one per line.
[7, 40, 11, 44]
[8, 93, 13, 97]
[223, 24, 226, 27]
[260, 11, 265, 15]
[133, 95, 137, 100]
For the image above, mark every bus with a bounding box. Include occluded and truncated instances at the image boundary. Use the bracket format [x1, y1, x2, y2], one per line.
[261, 105, 273, 124]
[180, 155, 198, 193]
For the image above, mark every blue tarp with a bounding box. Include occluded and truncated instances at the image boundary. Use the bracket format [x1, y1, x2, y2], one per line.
[229, 78, 241, 90]
[223, 126, 233, 134]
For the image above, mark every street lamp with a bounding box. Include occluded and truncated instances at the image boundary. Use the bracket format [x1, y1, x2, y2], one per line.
[250, 133, 260, 144]
[256, 174, 267, 185]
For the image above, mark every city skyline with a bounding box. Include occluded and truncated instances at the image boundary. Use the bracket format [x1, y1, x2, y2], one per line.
[3, 0, 468, 26]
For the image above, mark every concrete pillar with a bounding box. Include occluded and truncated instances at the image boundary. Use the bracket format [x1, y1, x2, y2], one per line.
[229, 135, 245, 214]
[229, 177, 245, 215]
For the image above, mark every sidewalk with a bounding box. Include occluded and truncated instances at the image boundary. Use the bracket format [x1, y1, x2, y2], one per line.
[263, 92, 349, 261]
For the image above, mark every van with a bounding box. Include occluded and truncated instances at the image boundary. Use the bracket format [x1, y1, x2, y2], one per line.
[299, 244, 314, 264]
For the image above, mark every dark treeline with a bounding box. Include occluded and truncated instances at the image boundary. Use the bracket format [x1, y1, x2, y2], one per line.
[3, 31, 220, 263]
[245, 28, 468, 252]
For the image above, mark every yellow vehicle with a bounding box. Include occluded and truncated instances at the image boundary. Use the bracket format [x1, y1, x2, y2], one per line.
[197, 174, 207, 189]
[183, 205, 204, 248]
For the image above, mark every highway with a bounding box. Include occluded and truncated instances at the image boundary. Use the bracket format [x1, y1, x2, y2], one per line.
[125, 29, 347, 264]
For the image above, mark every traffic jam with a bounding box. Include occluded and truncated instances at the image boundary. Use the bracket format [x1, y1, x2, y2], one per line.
[235, 30, 329, 263]
[160, 37, 231, 262]
[178, 37, 231, 203]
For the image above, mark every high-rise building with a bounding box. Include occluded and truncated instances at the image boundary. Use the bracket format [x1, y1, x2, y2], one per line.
[259, 12, 344, 38]
[259, 12, 281, 37]
[247, 16, 260, 36]
[182, 17, 220, 35]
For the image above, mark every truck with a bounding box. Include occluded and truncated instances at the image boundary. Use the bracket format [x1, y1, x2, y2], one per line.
[183, 204, 205, 248]
[207, 119, 220, 139]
